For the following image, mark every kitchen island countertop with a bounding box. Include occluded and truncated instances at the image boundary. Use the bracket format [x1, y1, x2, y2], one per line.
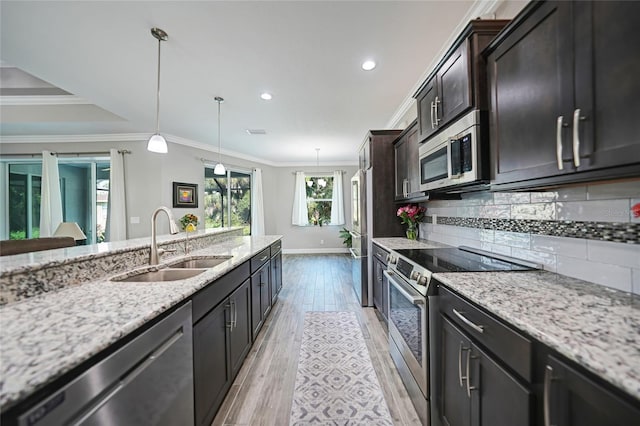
[0, 234, 281, 411]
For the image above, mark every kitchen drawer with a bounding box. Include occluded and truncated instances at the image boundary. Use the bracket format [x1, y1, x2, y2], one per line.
[372, 244, 389, 266]
[192, 261, 250, 324]
[251, 248, 271, 273]
[439, 285, 532, 382]
[270, 239, 282, 255]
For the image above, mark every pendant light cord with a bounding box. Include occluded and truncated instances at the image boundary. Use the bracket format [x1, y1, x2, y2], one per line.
[218, 100, 221, 163]
[155, 37, 162, 134]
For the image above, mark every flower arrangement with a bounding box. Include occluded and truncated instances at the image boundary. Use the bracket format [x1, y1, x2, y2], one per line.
[633, 202, 640, 218]
[397, 205, 426, 240]
[179, 213, 199, 232]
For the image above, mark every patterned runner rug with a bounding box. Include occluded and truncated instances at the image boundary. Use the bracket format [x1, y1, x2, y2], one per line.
[289, 311, 393, 425]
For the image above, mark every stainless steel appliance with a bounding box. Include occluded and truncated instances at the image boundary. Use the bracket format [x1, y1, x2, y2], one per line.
[350, 170, 368, 306]
[385, 246, 537, 425]
[419, 109, 484, 192]
[17, 302, 194, 426]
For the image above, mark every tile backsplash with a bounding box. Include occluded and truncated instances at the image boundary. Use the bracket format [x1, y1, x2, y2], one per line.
[420, 179, 640, 294]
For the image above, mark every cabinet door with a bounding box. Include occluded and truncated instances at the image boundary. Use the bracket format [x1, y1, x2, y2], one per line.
[405, 124, 420, 196]
[372, 258, 384, 313]
[228, 279, 252, 379]
[470, 343, 531, 426]
[437, 42, 471, 125]
[417, 77, 439, 142]
[261, 261, 271, 319]
[193, 301, 230, 426]
[489, 1, 575, 185]
[394, 136, 408, 200]
[441, 317, 472, 426]
[573, 1, 640, 172]
[270, 251, 282, 304]
[544, 356, 640, 426]
[251, 269, 263, 340]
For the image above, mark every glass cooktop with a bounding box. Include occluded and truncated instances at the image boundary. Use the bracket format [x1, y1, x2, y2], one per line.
[395, 248, 536, 273]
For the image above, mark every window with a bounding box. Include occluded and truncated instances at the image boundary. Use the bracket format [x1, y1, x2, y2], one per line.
[4, 158, 109, 243]
[306, 175, 333, 226]
[204, 168, 251, 235]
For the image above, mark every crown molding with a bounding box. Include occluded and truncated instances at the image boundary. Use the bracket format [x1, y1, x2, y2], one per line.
[386, 0, 502, 128]
[0, 95, 90, 106]
[0, 132, 358, 167]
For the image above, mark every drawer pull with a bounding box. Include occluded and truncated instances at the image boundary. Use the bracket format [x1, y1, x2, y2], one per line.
[259, 255, 268, 262]
[453, 308, 484, 334]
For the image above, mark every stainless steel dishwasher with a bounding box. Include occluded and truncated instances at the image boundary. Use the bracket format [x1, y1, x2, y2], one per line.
[18, 302, 194, 426]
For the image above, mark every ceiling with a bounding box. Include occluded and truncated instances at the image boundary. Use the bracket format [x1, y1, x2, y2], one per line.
[0, 1, 497, 166]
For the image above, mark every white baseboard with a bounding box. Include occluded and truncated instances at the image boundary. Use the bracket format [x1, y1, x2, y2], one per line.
[283, 248, 350, 255]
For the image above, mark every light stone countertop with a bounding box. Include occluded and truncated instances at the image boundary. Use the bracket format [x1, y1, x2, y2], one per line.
[372, 237, 452, 251]
[0, 234, 281, 411]
[435, 271, 640, 401]
[373, 237, 640, 401]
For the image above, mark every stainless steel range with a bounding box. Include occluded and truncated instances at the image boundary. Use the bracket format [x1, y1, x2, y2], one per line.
[385, 246, 537, 425]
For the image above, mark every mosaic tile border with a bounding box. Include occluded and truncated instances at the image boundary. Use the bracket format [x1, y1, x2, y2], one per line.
[424, 216, 639, 244]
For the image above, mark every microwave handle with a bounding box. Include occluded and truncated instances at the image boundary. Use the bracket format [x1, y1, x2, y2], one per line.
[447, 137, 461, 179]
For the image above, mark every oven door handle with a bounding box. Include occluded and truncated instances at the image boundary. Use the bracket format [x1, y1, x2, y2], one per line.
[384, 270, 424, 305]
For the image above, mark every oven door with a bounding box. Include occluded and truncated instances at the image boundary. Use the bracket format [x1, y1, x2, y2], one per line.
[385, 269, 428, 397]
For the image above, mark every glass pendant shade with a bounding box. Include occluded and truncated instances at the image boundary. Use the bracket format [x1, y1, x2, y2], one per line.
[214, 162, 226, 175]
[147, 134, 168, 153]
[148, 28, 168, 154]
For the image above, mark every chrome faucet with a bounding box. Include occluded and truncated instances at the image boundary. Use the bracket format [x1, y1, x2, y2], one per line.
[150, 206, 180, 265]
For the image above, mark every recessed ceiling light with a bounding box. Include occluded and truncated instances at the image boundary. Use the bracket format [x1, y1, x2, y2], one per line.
[260, 92, 272, 100]
[362, 60, 376, 71]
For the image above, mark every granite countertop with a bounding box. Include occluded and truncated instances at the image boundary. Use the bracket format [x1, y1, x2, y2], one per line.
[372, 237, 452, 251]
[374, 237, 640, 401]
[434, 271, 640, 401]
[0, 234, 281, 411]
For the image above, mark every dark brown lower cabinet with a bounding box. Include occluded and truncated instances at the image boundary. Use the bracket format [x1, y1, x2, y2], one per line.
[372, 256, 388, 322]
[440, 317, 531, 426]
[251, 261, 271, 340]
[193, 279, 251, 426]
[544, 355, 640, 426]
[270, 250, 282, 304]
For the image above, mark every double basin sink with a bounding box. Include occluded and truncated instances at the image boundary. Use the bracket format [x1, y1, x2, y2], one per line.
[113, 255, 233, 282]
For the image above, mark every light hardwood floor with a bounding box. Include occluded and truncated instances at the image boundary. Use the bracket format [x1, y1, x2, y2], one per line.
[212, 254, 421, 426]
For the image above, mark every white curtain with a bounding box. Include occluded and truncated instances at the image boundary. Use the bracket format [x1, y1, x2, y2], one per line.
[251, 168, 265, 236]
[291, 171, 308, 226]
[39, 151, 63, 237]
[106, 149, 127, 241]
[330, 170, 345, 225]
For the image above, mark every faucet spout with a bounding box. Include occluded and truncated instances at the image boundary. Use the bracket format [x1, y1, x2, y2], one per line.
[150, 206, 180, 265]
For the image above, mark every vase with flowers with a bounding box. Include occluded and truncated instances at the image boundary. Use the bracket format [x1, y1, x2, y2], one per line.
[179, 213, 199, 254]
[397, 205, 426, 240]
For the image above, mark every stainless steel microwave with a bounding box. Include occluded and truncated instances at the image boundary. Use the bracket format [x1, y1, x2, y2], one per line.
[419, 109, 481, 192]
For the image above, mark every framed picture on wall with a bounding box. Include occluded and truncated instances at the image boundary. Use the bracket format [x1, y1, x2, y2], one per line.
[173, 182, 198, 208]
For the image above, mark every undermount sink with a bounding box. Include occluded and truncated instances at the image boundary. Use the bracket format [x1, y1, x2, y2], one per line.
[114, 268, 206, 282]
[168, 255, 233, 269]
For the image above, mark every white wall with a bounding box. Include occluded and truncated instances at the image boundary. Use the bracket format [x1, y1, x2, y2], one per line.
[0, 140, 358, 252]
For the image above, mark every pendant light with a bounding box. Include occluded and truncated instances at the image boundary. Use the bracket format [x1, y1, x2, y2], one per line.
[214, 96, 226, 175]
[147, 27, 168, 154]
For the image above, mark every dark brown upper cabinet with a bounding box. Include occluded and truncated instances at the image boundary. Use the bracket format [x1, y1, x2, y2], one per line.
[416, 20, 509, 143]
[394, 120, 421, 201]
[486, 0, 640, 189]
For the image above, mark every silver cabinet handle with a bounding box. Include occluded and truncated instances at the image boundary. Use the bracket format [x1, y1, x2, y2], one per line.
[544, 365, 555, 426]
[434, 96, 441, 125]
[572, 108, 586, 168]
[466, 350, 477, 398]
[458, 342, 468, 387]
[430, 101, 436, 129]
[452, 308, 484, 334]
[259, 255, 268, 262]
[556, 116, 564, 170]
